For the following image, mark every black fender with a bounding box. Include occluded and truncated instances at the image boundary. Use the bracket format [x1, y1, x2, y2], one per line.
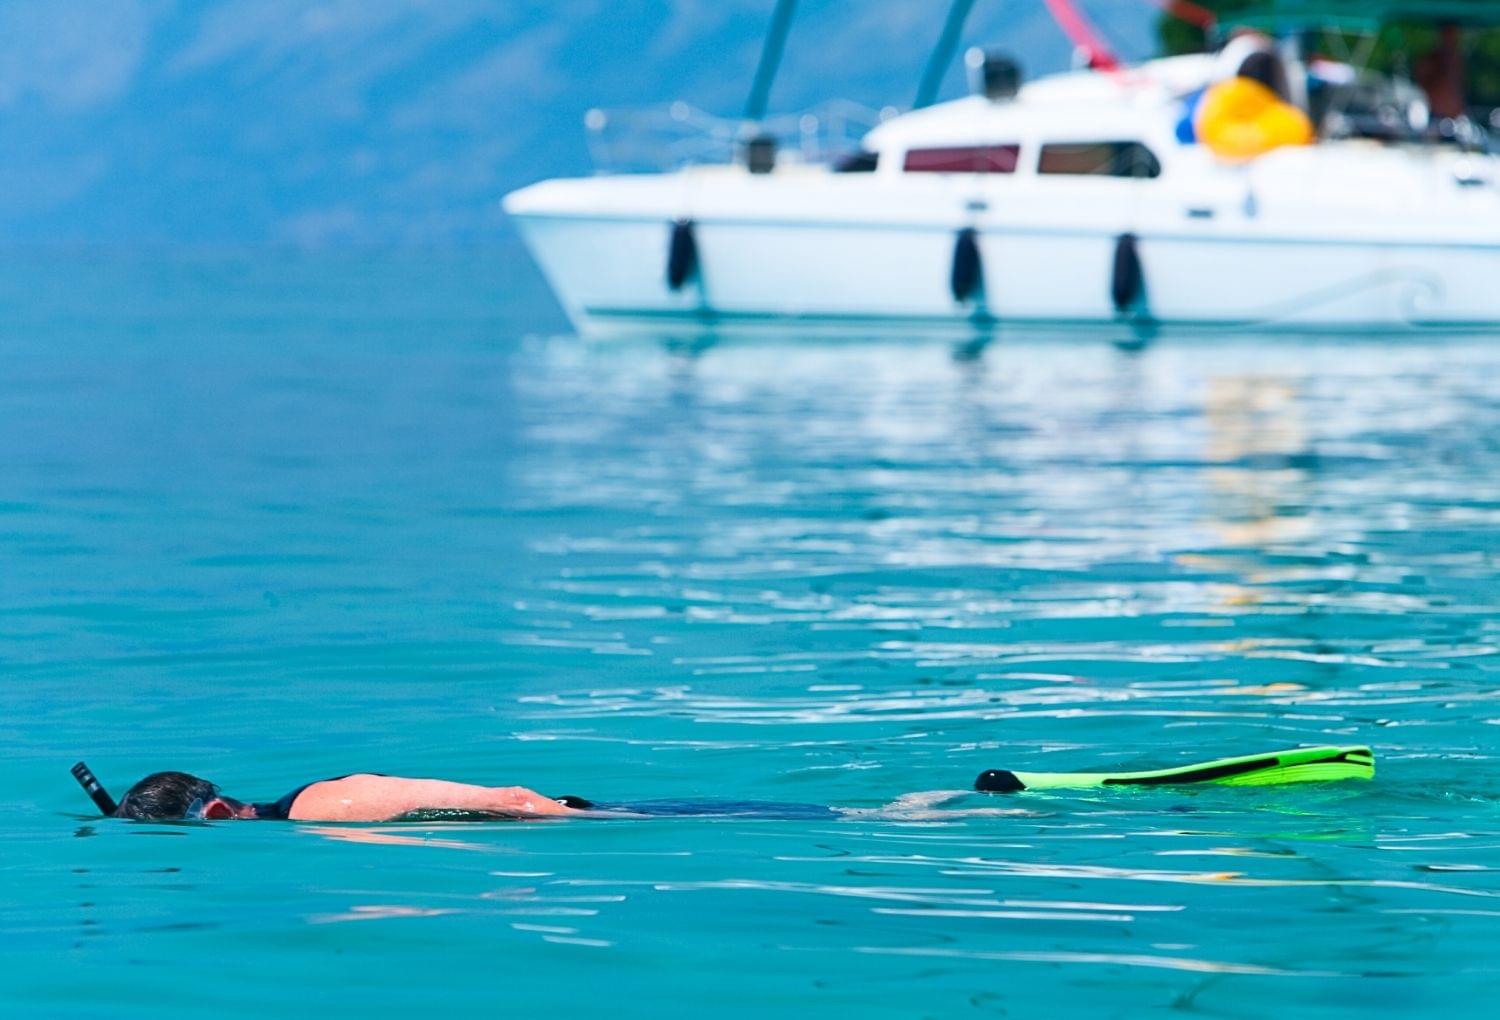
[1111, 232, 1145, 314]
[951, 227, 983, 303]
[667, 218, 698, 291]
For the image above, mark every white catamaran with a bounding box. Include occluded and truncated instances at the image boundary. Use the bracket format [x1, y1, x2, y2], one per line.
[505, 1, 1500, 338]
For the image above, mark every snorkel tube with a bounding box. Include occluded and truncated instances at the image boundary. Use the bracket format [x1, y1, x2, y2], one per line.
[71, 761, 119, 816]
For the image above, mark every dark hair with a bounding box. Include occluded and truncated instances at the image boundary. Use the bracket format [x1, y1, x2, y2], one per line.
[1238, 51, 1290, 101]
[115, 771, 219, 820]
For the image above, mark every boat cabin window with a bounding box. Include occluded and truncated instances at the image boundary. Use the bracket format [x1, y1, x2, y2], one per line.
[1037, 142, 1161, 179]
[903, 144, 1020, 174]
[834, 150, 879, 173]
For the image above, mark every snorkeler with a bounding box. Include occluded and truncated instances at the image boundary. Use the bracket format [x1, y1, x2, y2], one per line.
[74, 766, 585, 822]
[72, 746, 1375, 823]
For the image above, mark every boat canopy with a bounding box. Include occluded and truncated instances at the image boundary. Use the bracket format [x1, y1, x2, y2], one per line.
[1222, 1, 1500, 32]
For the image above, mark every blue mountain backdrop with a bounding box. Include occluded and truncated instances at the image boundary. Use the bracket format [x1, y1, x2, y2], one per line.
[0, 1, 1155, 245]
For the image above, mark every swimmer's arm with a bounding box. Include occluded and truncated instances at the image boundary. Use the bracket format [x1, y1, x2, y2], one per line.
[284, 774, 576, 822]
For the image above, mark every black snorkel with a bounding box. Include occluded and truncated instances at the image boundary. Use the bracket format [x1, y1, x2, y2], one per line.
[71, 761, 119, 816]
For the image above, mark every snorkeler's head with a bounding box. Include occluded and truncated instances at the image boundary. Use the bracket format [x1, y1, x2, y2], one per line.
[115, 771, 252, 820]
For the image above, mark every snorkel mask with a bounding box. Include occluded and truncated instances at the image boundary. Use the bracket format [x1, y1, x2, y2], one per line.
[182, 794, 252, 820]
[71, 761, 119, 816]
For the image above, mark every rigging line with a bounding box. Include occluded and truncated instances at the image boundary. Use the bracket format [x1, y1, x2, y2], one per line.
[1149, 0, 1219, 31]
[1043, 0, 1123, 72]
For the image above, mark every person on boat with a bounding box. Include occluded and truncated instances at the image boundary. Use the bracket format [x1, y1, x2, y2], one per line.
[1195, 41, 1315, 161]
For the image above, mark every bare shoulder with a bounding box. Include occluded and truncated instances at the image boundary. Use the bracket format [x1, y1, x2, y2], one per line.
[286, 774, 402, 821]
[285, 774, 574, 822]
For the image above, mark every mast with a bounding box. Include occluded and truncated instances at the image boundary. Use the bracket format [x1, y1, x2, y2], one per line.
[915, 0, 979, 109]
[743, 0, 798, 124]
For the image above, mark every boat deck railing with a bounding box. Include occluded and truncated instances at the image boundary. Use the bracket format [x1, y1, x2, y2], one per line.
[582, 100, 894, 173]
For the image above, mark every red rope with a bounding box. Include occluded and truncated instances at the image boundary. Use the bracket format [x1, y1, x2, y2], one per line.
[1152, 0, 1219, 31]
[1042, 0, 1123, 72]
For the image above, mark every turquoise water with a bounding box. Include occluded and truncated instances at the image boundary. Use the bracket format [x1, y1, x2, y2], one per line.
[5, 251, 1500, 1016]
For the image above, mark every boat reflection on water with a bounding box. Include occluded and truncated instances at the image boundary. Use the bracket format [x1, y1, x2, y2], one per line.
[514, 325, 1474, 671]
[1202, 372, 1315, 551]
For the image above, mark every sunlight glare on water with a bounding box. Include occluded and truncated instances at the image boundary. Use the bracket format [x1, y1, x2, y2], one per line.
[3, 252, 1499, 1017]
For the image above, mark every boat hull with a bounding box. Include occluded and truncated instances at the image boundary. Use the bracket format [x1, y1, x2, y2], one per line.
[506, 168, 1500, 339]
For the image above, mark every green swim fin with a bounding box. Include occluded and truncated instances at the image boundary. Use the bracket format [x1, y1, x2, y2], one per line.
[975, 745, 1374, 793]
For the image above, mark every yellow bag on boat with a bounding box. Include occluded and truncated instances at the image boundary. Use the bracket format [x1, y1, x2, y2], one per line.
[1196, 77, 1314, 162]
